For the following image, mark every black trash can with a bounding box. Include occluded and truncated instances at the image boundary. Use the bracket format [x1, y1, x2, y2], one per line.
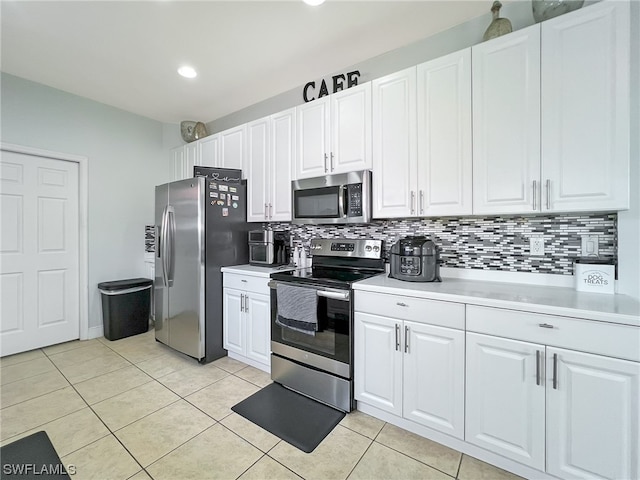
[98, 278, 153, 341]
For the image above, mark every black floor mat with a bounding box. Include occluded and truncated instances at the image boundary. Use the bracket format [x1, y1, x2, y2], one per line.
[1, 431, 71, 479]
[231, 383, 345, 453]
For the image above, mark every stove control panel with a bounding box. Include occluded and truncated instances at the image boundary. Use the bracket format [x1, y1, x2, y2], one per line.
[310, 238, 383, 259]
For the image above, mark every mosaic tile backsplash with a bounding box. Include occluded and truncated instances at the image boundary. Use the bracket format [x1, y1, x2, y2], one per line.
[269, 212, 617, 276]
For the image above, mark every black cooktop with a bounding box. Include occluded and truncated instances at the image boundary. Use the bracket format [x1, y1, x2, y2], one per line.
[270, 266, 382, 289]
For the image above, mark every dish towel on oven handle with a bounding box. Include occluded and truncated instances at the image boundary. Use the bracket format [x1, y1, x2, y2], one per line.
[276, 283, 318, 336]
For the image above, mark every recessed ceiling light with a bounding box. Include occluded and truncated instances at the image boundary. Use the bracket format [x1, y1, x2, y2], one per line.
[177, 66, 197, 79]
[303, 0, 325, 6]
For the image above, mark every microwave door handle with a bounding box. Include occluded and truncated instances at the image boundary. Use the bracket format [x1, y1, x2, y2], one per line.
[339, 185, 347, 218]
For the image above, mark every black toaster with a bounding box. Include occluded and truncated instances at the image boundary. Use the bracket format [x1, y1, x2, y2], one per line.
[389, 236, 441, 282]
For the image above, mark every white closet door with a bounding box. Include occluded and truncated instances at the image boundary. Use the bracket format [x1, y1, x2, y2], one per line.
[1, 151, 80, 355]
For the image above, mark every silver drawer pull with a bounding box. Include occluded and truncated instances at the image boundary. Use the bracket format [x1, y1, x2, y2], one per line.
[539, 323, 554, 329]
[396, 302, 409, 307]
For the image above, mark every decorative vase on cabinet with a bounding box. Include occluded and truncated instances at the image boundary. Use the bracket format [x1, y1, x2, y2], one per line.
[532, 0, 584, 23]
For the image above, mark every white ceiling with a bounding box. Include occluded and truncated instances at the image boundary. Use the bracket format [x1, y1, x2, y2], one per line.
[1, 1, 493, 124]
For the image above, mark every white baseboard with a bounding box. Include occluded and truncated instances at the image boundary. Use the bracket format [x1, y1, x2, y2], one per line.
[85, 324, 104, 340]
[227, 352, 270, 373]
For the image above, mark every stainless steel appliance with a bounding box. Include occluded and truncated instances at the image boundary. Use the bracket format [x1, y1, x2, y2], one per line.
[389, 236, 441, 282]
[248, 230, 290, 266]
[155, 169, 248, 363]
[292, 170, 372, 225]
[269, 238, 385, 411]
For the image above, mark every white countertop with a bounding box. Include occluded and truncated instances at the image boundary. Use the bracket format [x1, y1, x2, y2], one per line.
[221, 264, 297, 278]
[353, 274, 640, 327]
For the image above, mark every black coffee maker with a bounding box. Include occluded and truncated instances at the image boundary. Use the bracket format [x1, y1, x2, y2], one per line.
[389, 236, 441, 282]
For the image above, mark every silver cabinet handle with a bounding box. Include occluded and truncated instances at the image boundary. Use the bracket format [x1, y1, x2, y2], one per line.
[395, 324, 400, 351]
[546, 179, 551, 210]
[240, 294, 244, 312]
[330, 152, 335, 172]
[404, 325, 409, 353]
[268, 203, 273, 219]
[539, 323, 554, 329]
[532, 180, 537, 211]
[245, 295, 249, 313]
[536, 350, 541, 386]
[419, 190, 424, 215]
[324, 153, 328, 173]
[264, 204, 268, 220]
[396, 302, 408, 307]
[410, 191, 416, 215]
[552, 353, 558, 389]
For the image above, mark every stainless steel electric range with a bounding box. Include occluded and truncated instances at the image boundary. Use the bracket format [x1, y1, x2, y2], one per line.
[268, 238, 385, 412]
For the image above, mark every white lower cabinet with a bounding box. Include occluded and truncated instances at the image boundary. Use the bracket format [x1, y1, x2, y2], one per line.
[354, 292, 465, 439]
[546, 348, 640, 480]
[222, 273, 271, 372]
[465, 333, 546, 470]
[466, 308, 640, 479]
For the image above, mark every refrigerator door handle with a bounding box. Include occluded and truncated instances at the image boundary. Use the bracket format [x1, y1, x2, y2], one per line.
[160, 206, 169, 287]
[166, 205, 176, 287]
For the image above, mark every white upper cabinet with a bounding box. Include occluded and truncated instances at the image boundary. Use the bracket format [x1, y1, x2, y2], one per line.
[170, 145, 187, 181]
[472, 1, 630, 215]
[472, 25, 541, 215]
[330, 82, 372, 175]
[246, 117, 270, 222]
[198, 134, 220, 167]
[269, 108, 295, 222]
[541, 0, 630, 212]
[296, 97, 329, 179]
[295, 83, 371, 179]
[220, 124, 247, 175]
[417, 48, 472, 216]
[246, 108, 294, 222]
[372, 67, 418, 218]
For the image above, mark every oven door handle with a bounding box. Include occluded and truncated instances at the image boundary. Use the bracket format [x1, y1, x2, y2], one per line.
[268, 280, 350, 301]
[317, 289, 350, 301]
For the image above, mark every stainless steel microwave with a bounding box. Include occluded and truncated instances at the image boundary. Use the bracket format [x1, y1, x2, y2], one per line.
[292, 170, 372, 224]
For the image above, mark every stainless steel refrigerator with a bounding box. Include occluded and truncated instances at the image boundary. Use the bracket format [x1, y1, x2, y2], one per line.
[154, 169, 248, 363]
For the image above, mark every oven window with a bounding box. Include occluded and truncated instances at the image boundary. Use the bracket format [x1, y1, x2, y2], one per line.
[249, 244, 267, 263]
[271, 290, 350, 364]
[294, 187, 339, 218]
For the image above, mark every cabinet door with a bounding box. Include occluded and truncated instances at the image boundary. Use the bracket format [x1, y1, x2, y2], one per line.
[220, 125, 246, 175]
[403, 321, 465, 439]
[245, 293, 271, 367]
[417, 49, 472, 216]
[295, 98, 330, 179]
[354, 312, 403, 416]
[270, 108, 294, 222]
[199, 135, 220, 167]
[472, 25, 541, 215]
[246, 117, 270, 223]
[541, 1, 630, 212]
[222, 288, 244, 356]
[372, 67, 418, 218]
[185, 143, 198, 177]
[170, 146, 186, 181]
[546, 347, 640, 480]
[465, 333, 545, 471]
[330, 82, 372, 175]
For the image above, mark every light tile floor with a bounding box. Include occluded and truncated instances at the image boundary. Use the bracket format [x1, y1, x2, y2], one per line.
[0, 330, 524, 480]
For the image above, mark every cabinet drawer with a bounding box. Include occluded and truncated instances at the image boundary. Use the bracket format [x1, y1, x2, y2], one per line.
[355, 291, 465, 330]
[223, 273, 269, 294]
[467, 305, 640, 362]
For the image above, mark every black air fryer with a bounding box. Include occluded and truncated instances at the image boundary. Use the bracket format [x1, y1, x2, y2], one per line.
[389, 236, 441, 282]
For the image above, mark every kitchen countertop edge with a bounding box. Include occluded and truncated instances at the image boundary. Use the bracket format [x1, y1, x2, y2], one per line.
[221, 264, 296, 278]
[353, 275, 640, 327]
